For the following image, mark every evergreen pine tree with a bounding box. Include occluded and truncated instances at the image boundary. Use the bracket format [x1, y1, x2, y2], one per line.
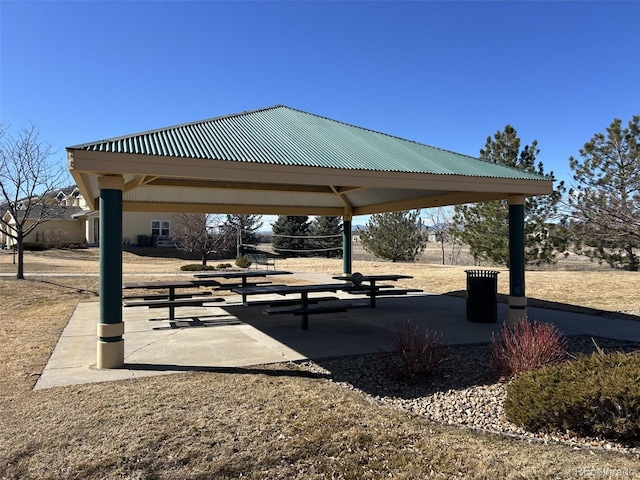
[308, 216, 343, 258]
[225, 214, 264, 252]
[453, 125, 566, 267]
[271, 215, 310, 256]
[359, 210, 426, 262]
[568, 116, 640, 270]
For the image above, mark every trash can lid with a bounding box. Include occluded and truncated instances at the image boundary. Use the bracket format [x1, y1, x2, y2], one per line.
[464, 270, 500, 277]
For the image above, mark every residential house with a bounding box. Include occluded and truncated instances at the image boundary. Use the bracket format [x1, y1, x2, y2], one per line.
[1, 186, 181, 248]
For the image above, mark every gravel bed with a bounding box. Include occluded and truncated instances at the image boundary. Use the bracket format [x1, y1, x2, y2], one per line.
[297, 335, 640, 454]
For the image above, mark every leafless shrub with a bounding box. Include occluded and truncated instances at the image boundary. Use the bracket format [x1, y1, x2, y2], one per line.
[490, 319, 567, 378]
[379, 320, 450, 384]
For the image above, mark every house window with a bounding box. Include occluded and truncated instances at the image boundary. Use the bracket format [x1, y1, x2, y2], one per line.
[151, 220, 170, 237]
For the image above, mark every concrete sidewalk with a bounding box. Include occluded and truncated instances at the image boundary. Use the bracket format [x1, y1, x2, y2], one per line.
[35, 275, 640, 390]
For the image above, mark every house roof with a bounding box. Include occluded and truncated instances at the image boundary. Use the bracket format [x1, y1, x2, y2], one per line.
[3, 205, 84, 222]
[67, 105, 553, 216]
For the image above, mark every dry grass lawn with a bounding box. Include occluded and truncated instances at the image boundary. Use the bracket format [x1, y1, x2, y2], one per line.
[1, 248, 639, 479]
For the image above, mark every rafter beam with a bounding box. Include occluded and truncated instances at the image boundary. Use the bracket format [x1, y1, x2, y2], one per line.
[124, 175, 158, 193]
[353, 191, 510, 216]
[122, 201, 343, 216]
[148, 178, 333, 194]
[330, 185, 354, 217]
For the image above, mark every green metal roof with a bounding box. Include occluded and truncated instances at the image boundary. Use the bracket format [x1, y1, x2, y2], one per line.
[70, 105, 546, 181]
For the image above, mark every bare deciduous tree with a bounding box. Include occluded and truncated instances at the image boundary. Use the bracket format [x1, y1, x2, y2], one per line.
[173, 213, 235, 265]
[423, 207, 462, 265]
[0, 124, 68, 279]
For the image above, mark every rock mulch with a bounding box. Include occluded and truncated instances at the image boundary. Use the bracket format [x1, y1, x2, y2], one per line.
[298, 335, 640, 454]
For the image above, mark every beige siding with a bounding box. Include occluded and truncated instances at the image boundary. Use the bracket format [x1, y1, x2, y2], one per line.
[30, 219, 85, 244]
[122, 212, 183, 245]
[2, 219, 85, 247]
[1, 193, 180, 248]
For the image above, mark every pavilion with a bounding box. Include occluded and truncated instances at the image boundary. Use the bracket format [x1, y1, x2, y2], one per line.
[66, 105, 554, 368]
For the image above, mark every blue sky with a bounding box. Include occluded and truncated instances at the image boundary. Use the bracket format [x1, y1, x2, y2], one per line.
[2, 0, 639, 226]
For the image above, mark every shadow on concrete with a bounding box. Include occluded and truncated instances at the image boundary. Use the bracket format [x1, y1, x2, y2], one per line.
[221, 293, 506, 365]
[124, 363, 329, 379]
[149, 315, 244, 329]
[35, 289, 640, 390]
[444, 289, 640, 320]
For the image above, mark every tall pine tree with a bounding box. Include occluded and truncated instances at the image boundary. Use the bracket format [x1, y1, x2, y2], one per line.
[359, 210, 426, 262]
[568, 116, 640, 271]
[225, 214, 264, 252]
[308, 216, 343, 258]
[453, 125, 566, 267]
[271, 215, 310, 257]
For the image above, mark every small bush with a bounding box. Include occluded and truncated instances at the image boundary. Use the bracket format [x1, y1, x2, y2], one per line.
[235, 254, 252, 268]
[379, 320, 450, 384]
[61, 242, 88, 250]
[504, 350, 640, 441]
[180, 264, 217, 271]
[41, 229, 70, 248]
[490, 319, 567, 378]
[216, 263, 232, 270]
[22, 242, 48, 251]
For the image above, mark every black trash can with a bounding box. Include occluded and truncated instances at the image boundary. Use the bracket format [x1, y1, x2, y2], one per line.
[465, 270, 500, 323]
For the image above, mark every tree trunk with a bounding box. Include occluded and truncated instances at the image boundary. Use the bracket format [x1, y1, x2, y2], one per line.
[16, 234, 24, 279]
[626, 244, 639, 271]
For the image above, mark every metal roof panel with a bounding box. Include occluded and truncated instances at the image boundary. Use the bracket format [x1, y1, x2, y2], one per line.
[69, 105, 547, 181]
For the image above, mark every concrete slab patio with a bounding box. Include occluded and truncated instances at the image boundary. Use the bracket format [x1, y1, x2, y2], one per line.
[35, 274, 640, 390]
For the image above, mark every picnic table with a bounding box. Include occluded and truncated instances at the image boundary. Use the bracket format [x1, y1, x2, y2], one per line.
[122, 279, 224, 320]
[194, 270, 292, 302]
[332, 273, 420, 307]
[232, 283, 368, 330]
